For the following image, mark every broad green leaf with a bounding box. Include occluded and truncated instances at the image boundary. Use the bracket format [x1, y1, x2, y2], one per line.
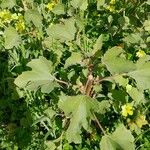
[100, 135, 120, 150]
[64, 52, 83, 68]
[102, 47, 136, 74]
[45, 141, 56, 150]
[14, 56, 58, 93]
[143, 20, 150, 31]
[113, 75, 128, 87]
[128, 61, 150, 90]
[0, 0, 16, 8]
[70, 0, 88, 10]
[92, 34, 103, 55]
[123, 33, 143, 45]
[52, 4, 65, 15]
[4, 26, 21, 49]
[58, 95, 99, 143]
[24, 9, 43, 29]
[100, 124, 135, 150]
[47, 18, 76, 42]
[127, 86, 145, 105]
[97, 0, 105, 10]
[146, 0, 150, 5]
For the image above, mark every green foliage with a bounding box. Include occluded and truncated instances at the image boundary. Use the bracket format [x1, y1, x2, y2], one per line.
[14, 56, 58, 93]
[47, 18, 76, 42]
[4, 26, 21, 49]
[58, 95, 99, 143]
[0, 0, 150, 149]
[100, 124, 135, 150]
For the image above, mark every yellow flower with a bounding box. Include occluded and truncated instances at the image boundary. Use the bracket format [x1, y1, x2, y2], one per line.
[121, 103, 133, 117]
[0, 9, 12, 23]
[110, 0, 116, 4]
[15, 21, 25, 32]
[135, 114, 148, 128]
[136, 50, 146, 58]
[105, 5, 115, 12]
[46, 2, 56, 11]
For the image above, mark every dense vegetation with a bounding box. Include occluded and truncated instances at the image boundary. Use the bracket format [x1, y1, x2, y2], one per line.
[0, 0, 150, 149]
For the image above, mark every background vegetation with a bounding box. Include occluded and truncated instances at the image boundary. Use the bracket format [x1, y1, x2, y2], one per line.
[0, 0, 150, 149]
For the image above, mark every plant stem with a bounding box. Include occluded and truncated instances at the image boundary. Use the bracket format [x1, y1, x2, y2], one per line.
[93, 113, 106, 135]
[55, 78, 69, 86]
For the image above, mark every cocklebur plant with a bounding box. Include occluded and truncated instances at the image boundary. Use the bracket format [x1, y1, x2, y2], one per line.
[1, 0, 150, 149]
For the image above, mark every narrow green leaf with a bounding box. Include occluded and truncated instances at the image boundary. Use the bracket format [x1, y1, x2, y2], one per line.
[92, 34, 103, 55]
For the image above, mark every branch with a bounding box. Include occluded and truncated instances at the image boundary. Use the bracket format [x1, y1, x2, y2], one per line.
[96, 73, 127, 84]
[84, 74, 94, 96]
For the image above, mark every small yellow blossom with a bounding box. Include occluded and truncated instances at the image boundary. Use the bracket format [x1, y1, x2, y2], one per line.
[15, 21, 25, 32]
[121, 103, 133, 117]
[136, 50, 146, 58]
[0, 9, 12, 23]
[105, 5, 115, 12]
[128, 114, 148, 131]
[135, 114, 148, 128]
[110, 0, 116, 4]
[46, 2, 56, 11]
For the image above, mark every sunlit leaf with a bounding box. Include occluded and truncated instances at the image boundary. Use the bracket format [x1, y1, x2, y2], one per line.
[100, 124, 135, 150]
[58, 95, 99, 143]
[102, 46, 136, 74]
[71, 0, 88, 10]
[47, 18, 76, 42]
[14, 56, 58, 93]
[4, 26, 21, 49]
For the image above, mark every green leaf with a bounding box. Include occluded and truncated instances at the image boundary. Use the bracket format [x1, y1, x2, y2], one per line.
[47, 18, 76, 42]
[4, 26, 21, 49]
[113, 75, 128, 87]
[123, 33, 143, 45]
[64, 52, 83, 68]
[96, 100, 111, 114]
[100, 135, 120, 150]
[97, 0, 105, 10]
[14, 56, 58, 93]
[102, 47, 136, 75]
[143, 20, 150, 31]
[52, 4, 65, 15]
[127, 86, 145, 105]
[128, 61, 150, 90]
[45, 141, 56, 150]
[58, 95, 99, 143]
[70, 0, 88, 10]
[24, 9, 43, 29]
[0, 0, 16, 8]
[92, 34, 103, 55]
[100, 124, 135, 150]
